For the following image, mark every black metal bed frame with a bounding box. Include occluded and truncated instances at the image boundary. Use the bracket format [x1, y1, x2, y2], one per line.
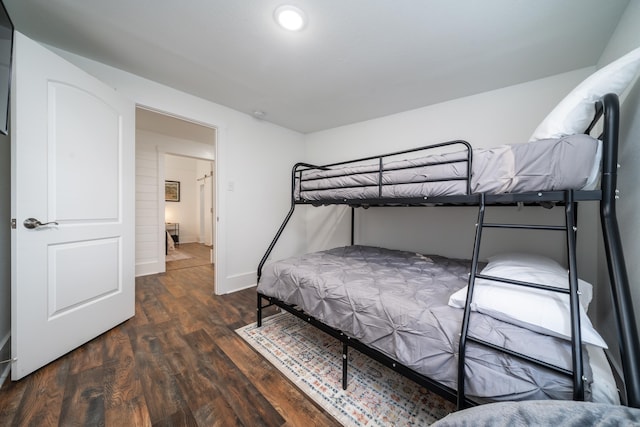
[256, 93, 640, 409]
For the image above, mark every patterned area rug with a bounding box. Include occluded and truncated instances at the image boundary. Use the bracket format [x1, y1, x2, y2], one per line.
[236, 312, 455, 426]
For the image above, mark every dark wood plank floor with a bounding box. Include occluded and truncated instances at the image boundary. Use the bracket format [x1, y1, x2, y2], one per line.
[0, 243, 341, 427]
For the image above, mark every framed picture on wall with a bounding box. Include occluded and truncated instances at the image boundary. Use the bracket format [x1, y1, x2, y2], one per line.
[165, 180, 180, 202]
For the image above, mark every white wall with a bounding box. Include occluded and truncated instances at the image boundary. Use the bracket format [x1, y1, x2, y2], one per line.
[135, 134, 162, 275]
[0, 131, 11, 385]
[50, 47, 308, 292]
[304, 69, 597, 275]
[165, 154, 198, 243]
[594, 0, 640, 361]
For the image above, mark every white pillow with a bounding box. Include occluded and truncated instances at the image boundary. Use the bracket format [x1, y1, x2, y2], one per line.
[448, 253, 607, 348]
[479, 252, 593, 308]
[530, 46, 640, 142]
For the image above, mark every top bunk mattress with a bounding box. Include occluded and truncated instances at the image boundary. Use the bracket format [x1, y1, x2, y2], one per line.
[295, 134, 600, 202]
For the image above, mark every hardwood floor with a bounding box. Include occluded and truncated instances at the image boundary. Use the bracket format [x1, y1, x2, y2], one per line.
[165, 243, 213, 271]
[0, 244, 340, 427]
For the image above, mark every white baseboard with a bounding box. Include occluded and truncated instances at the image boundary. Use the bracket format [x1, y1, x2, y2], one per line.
[217, 271, 257, 294]
[224, 282, 257, 294]
[135, 260, 163, 277]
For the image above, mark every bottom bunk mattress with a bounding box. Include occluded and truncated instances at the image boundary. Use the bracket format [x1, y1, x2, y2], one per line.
[257, 245, 616, 403]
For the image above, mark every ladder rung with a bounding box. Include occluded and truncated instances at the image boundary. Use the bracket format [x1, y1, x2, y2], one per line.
[467, 336, 573, 377]
[482, 223, 566, 231]
[474, 274, 571, 294]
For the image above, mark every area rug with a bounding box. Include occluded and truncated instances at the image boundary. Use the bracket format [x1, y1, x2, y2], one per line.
[165, 249, 192, 261]
[236, 312, 455, 426]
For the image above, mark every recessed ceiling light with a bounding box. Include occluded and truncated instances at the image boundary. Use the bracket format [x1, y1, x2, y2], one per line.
[274, 5, 307, 31]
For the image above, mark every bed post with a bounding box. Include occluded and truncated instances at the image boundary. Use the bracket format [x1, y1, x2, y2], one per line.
[564, 190, 585, 401]
[599, 93, 640, 408]
[351, 207, 355, 245]
[342, 343, 349, 390]
[457, 193, 486, 409]
[257, 162, 322, 327]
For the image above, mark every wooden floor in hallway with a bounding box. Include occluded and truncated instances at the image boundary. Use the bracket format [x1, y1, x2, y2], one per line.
[165, 242, 213, 271]
[0, 244, 340, 426]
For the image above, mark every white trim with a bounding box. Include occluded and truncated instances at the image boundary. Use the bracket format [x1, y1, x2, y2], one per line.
[225, 283, 257, 294]
[219, 270, 257, 294]
[157, 148, 167, 274]
[135, 260, 163, 277]
[213, 126, 226, 295]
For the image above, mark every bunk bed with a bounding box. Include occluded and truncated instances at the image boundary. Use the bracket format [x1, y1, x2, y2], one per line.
[255, 91, 640, 410]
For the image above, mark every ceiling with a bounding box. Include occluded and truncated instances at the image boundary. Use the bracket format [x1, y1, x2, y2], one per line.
[3, 0, 631, 134]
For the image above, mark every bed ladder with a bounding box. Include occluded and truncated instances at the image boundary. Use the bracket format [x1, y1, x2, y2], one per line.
[457, 191, 585, 409]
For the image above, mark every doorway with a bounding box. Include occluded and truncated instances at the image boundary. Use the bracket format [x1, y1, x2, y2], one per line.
[134, 107, 217, 282]
[164, 153, 215, 269]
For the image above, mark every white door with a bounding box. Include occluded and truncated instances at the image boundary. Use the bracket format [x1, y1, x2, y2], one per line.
[10, 32, 135, 380]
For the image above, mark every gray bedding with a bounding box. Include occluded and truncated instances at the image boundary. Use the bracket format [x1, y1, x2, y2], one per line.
[257, 245, 599, 402]
[432, 401, 640, 426]
[296, 135, 600, 201]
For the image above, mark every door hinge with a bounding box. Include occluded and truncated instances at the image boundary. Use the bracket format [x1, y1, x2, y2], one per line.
[11, 218, 16, 229]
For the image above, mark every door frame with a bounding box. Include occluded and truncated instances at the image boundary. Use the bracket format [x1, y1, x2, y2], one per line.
[136, 104, 224, 294]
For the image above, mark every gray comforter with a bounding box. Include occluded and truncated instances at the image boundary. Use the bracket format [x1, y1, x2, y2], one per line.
[257, 245, 595, 402]
[432, 401, 640, 426]
[296, 134, 599, 201]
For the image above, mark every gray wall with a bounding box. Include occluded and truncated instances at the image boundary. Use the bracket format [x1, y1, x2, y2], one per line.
[611, 73, 640, 364]
[593, 0, 640, 369]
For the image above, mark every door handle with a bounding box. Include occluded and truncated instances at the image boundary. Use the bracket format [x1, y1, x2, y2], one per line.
[23, 218, 59, 229]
